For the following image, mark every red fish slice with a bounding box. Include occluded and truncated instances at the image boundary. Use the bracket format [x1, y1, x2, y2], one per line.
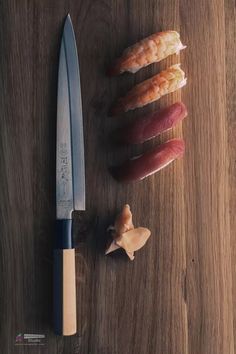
[110, 138, 185, 183]
[115, 102, 187, 144]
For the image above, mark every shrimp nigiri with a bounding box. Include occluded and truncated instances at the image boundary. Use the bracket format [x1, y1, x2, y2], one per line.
[108, 31, 186, 76]
[110, 64, 187, 115]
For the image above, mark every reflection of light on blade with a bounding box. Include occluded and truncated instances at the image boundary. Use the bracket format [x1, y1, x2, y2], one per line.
[56, 35, 73, 219]
[63, 15, 86, 211]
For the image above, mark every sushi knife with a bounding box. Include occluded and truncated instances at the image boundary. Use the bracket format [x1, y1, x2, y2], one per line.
[54, 14, 85, 336]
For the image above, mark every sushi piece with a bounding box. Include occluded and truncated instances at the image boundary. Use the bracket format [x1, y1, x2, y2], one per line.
[115, 102, 187, 144]
[108, 31, 186, 75]
[110, 64, 187, 115]
[110, 138, 185, 183]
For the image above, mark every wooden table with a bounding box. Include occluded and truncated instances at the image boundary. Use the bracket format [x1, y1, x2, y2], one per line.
[0, 1, 235, 353]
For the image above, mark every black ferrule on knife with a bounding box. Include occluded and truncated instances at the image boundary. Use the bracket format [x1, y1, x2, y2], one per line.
[55, 219, 73, 249]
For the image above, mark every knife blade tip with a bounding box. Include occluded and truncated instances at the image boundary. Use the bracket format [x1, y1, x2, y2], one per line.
[63, 13, 74, 37]
[63, 13, 72, 30]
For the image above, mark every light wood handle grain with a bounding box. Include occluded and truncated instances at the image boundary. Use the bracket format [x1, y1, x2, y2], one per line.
[53, 248, 77, 335]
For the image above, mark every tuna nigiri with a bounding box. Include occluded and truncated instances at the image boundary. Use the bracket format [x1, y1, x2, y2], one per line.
[115, 102, 187, 144]
[110, 138, 185, 183]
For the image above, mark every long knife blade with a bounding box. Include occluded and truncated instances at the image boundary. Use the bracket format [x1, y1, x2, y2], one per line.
[56, 14, 85, 220]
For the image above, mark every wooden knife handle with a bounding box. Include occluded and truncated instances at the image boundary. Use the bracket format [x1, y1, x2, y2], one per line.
[53, 220, 77, 336]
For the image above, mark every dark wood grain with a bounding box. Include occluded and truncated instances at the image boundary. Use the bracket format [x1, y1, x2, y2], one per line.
[0, 1, 235, 353]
